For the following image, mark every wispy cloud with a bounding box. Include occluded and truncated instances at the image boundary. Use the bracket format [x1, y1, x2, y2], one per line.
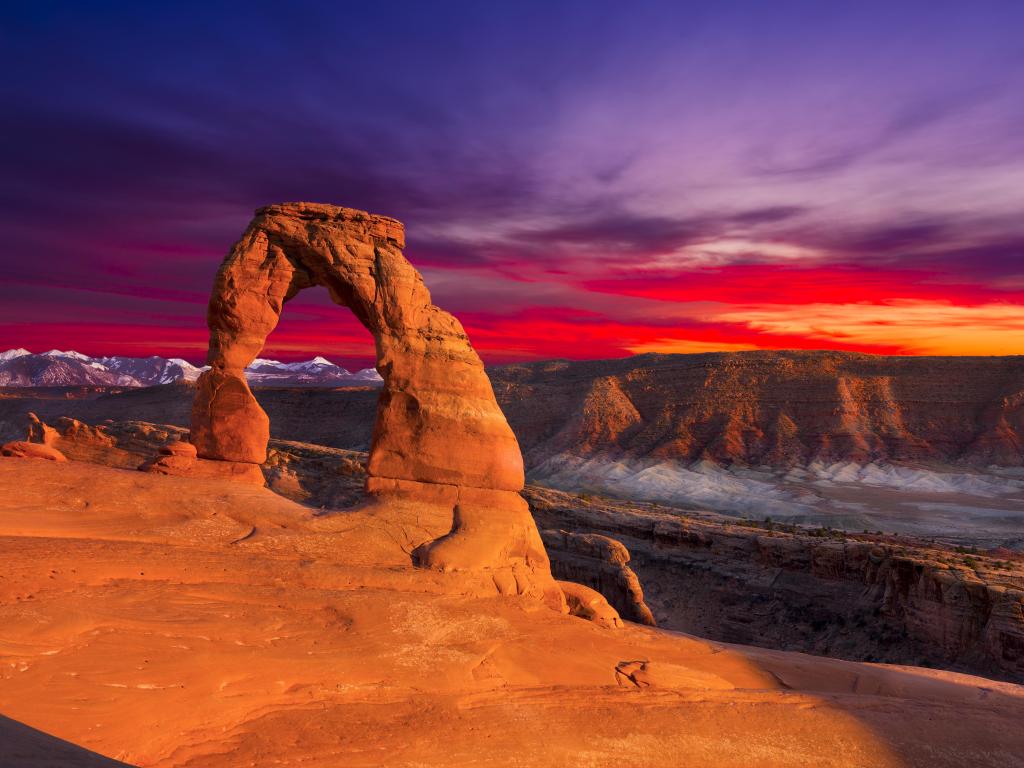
[1, 2, 1023, 360]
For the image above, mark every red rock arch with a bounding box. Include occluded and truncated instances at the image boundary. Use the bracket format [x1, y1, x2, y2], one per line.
[190, 202, 523, 490]
[190, 203, 561, 606]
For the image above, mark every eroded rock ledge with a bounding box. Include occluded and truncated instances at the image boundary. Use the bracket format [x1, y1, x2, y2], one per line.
[541, 528, 656, 625]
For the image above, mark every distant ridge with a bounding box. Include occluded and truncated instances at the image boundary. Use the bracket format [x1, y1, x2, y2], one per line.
[488, 350, 1024, 468]
[0, 349, 382, 388]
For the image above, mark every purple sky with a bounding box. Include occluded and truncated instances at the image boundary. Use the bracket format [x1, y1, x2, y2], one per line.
[2, 1, 1023, 366]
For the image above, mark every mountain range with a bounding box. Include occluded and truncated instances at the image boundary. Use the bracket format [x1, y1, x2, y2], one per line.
[0, 349, 382, 388]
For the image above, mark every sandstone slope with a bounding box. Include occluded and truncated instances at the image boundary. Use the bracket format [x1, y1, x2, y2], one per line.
[15, 411, 1024, 683]
[2, 459, 1024, 767]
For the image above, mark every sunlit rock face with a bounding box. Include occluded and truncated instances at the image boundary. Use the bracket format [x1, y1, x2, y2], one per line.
[191, 202, 523, 488]
[188, 202, 564, 608]
[488, 352, 1024, 469]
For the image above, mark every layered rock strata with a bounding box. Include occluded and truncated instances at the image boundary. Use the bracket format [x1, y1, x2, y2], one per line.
[488, 352, 1024, 468]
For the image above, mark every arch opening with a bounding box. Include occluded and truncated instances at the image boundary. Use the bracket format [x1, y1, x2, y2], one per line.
[259, 284, 378, 381]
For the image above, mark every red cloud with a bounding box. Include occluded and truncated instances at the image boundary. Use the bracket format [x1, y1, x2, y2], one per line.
[582, 263, 1024, 307]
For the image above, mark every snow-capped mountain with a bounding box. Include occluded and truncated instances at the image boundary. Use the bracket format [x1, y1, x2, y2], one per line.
[42, 349, 94, 362]
[244, 356, 383, 387]
[0, 350, 139, 387]
[248, 356, 337, 374]
[0, 349, 382, 388]
[98, 355, 206, 385]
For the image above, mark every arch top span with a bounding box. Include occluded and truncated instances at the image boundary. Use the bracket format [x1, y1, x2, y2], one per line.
[255, 201, 406, 248]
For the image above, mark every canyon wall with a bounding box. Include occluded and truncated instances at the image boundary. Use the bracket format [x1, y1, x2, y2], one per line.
[527, 487, 1024, 683]
[490, 351, 1024, 468]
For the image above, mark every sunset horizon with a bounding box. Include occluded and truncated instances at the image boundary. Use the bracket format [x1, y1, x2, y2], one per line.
[3, 3, 1022, 366]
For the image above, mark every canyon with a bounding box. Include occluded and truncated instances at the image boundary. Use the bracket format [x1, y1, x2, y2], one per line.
[3, 346, 1024, 690]
[5, 351, 1023, 548]
[489, 352, 1024, 468]
[529, 487, 1024, 684]
[6, 349, 1021, 468]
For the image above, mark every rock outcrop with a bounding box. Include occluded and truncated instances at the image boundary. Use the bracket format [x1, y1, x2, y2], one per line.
[191, 203, 521, 486]
[541, 528, 656, 625]
[189, 203, 564, 608]
[24, 413, 367, 506]
[0, 440, 66, 461]
[22, 412, 187, 469]
[557, 580, 624, 629]
[139, 438, 265, 485]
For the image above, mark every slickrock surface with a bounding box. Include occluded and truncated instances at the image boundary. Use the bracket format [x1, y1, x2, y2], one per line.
[189, 203, 559, 605]
[2, 459, 1024, 767]
[527, 487, 1024, 683]
[21, 412, 1024, 682]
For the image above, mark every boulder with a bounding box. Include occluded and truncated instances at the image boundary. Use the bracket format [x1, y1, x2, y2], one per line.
[558, 580, 623, 629]
[1, 441, 67, 462]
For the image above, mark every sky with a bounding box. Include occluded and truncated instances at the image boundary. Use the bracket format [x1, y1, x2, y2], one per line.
[2, 1, 1023, 368]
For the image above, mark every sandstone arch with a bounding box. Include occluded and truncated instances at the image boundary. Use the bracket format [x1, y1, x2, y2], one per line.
[190, 203, 562, 606]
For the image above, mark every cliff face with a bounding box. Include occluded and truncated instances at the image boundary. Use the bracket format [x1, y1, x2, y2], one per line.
[489, 352, 1024, 468]
[526, 487, 1024, 683]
